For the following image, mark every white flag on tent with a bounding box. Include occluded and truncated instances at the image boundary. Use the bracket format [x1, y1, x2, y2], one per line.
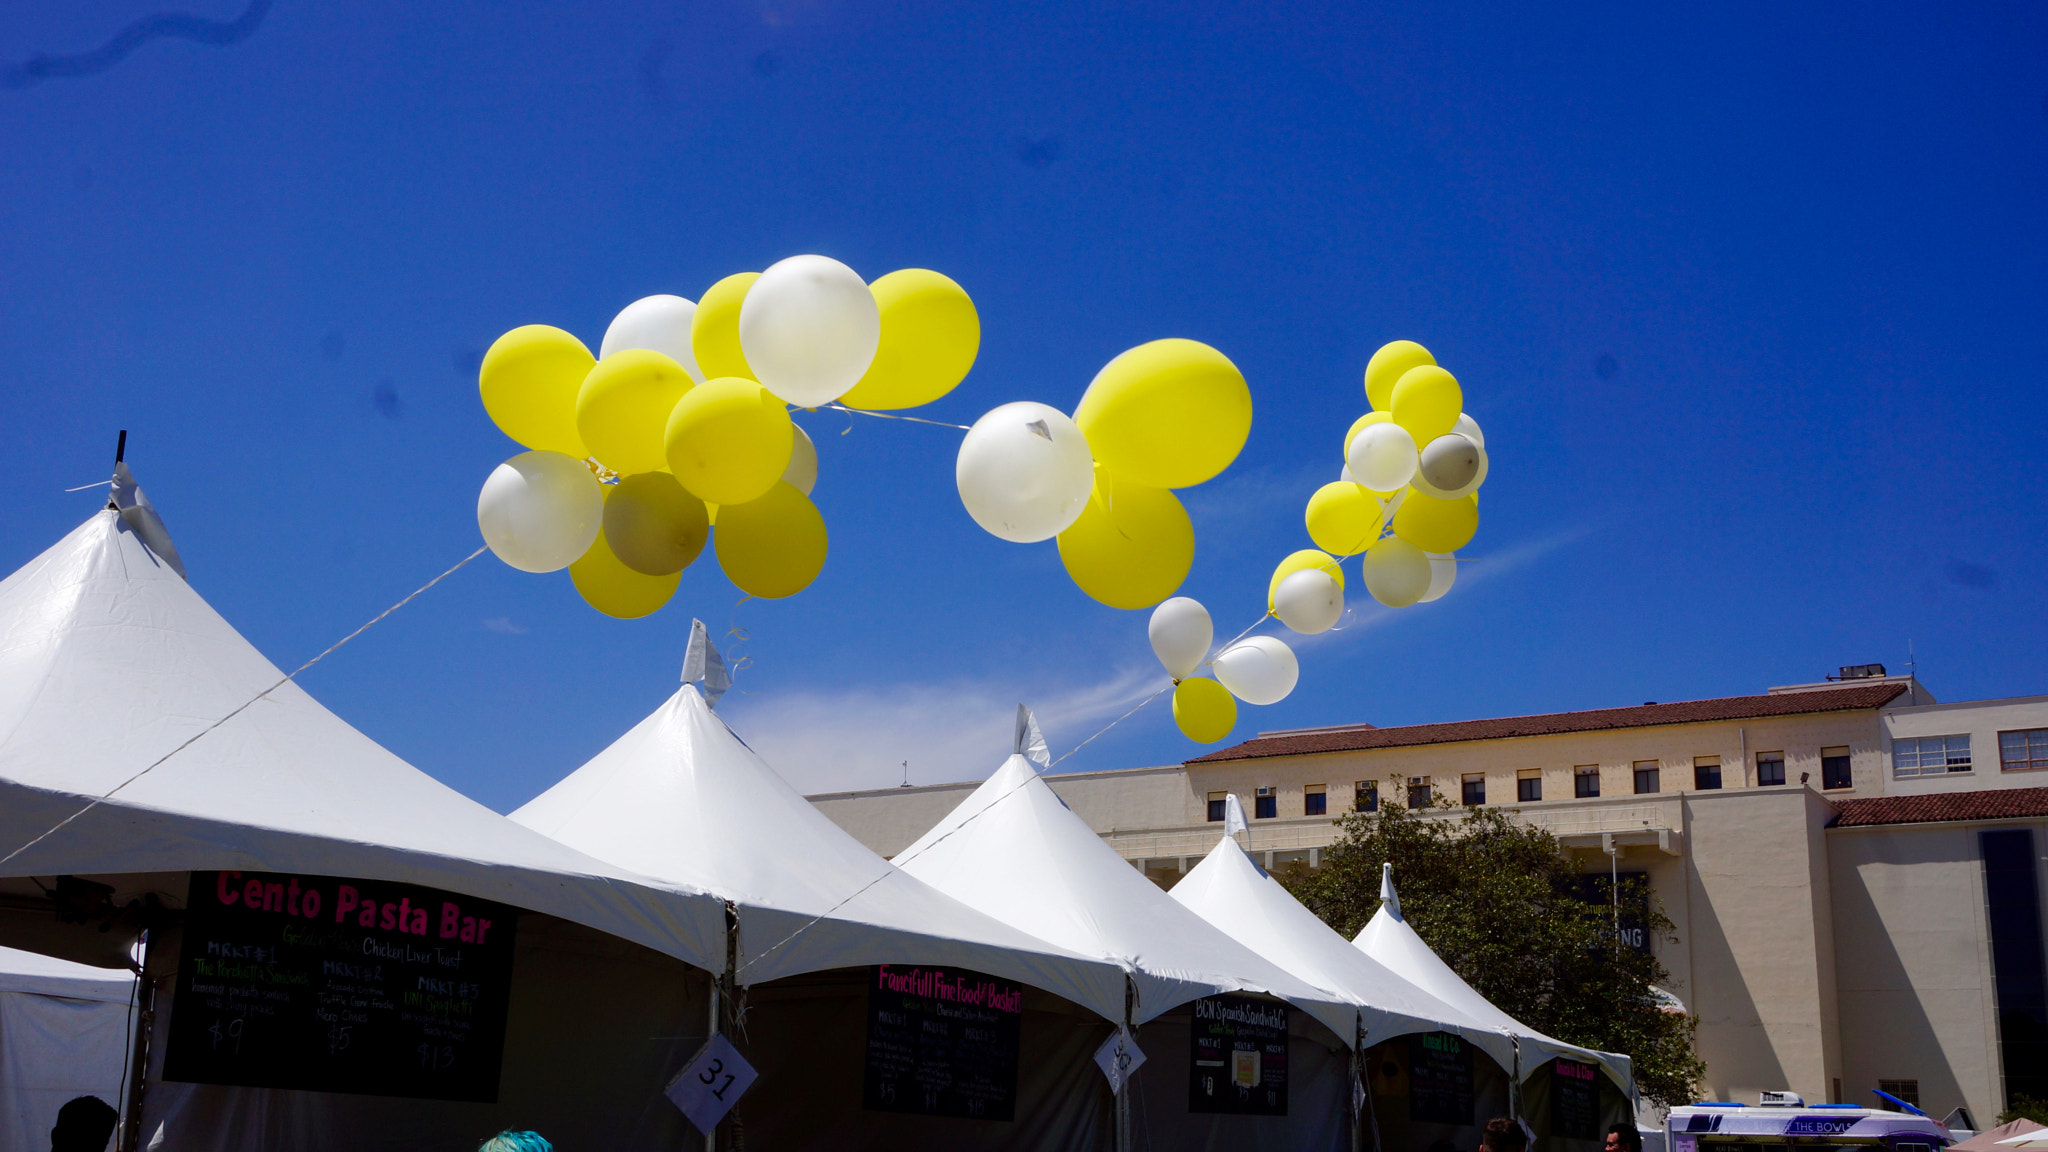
[1223, 793, 1248, 836]
[1093, 1025, 1146, 1093]
[1015, 704, 1051, 769]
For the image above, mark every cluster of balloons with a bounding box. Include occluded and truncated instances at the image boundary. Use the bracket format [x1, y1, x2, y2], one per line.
[1148, 339, 1492, 744]
[473, 256, 981, 616]
[954, 339, 1251, 609]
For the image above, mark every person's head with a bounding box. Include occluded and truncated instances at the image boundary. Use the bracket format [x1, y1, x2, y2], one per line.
[478, 1132, 552, 1152]
[1481, 1117, 1529, 1152]
[51, 1096, 118, 1152]
[1606, 1123, 1643, 1152]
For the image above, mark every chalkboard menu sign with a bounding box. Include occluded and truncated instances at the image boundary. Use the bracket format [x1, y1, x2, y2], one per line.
[1552, 1057, 1599, 1139]
[1408, 1031, 1474, 1125]
[1188, 994, 1288, 1115]
[163, 870, 518, 1102]
[862, 965, 1021, 1121]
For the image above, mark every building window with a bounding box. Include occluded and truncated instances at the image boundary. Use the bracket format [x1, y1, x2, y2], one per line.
[1694, 756, 1722, 790]
[1407, 777, 1432, 809]
[1207, 792, 1227, 822]
[2003, 729, 2048, 772]
[1355, 781, 1378, 812]
[1517, 769, 1541, 803]
[1255, 787, 1277, 819]
[1633, 761, 1660, 794]
[1821, 746, 1852, 790]
[1462, 774, 1486, 806]
[1894, 735, 1971, 777]
[1757, 752, 1786, 787]
[1982, 829, 2048, 1101]
[1878, 1080, 1920, 1108]
[1574, 765, 1600, 799]
[1304, 784, 1327, 816]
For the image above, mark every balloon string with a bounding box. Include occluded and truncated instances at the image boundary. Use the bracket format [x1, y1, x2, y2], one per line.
[742, 680, 1170, 980]
[820, 404, 971, 432]
[0, 544, 491, 870]
[1046, 683, 1173, 769]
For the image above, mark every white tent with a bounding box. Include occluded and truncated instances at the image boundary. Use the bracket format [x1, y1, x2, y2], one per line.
[509, 681, 1127, 1018]
[894, 753, 1356, 1036]
[0, 510, 728, 968]
[1169, 834, 1518, 1065]
[0, 943, 137, 1152]
[0, 510, 748, 1149]
[1354, 864, 1633, 1093]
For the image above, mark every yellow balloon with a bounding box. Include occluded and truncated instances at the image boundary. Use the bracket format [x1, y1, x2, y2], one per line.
[714, 481, 828, 599]
[1391, 489, 1479, 552]
[690, 272, 760, 382]
[1268, 549, 1344, 612]
[577, 349, 695, 475]
[1305, 482, 1385, 556]
[837, 269, 979, 410]
[1055, 469, 1195, 609]
[1390, 365, 1462, 443]
[1173, 677, 1237, 743]
[1365, 339, 1435, 412]
[570, 524, 681, 619]
[664, 377, 794, 506]
[604, 471, 709, 575]
[1344, 410, 1393, 455]
[479, 325, 594, 457]
[1073, 339, 1251, 490]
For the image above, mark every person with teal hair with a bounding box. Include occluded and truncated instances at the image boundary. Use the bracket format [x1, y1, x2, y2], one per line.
[477, 1131, 552, 1152]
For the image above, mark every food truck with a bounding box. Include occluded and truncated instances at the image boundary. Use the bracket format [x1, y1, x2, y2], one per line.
[1668, 1098, 1952, 1152]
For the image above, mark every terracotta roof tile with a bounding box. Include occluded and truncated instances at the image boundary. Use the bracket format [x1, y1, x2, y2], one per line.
[1187, 683, 1909, 764]
[1830, 787, 2048, 828]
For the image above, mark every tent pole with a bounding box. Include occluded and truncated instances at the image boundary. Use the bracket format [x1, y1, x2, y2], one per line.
[706, 902, 737, 1152]
[1116, 975, 1133, 1152]
[1349, 1019, 1364, 1152]
[1511, 1037, 1522, 1123]
[118, 927, 155, 1152]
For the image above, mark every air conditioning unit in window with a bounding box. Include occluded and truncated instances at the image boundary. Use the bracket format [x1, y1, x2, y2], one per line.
[1758, 1091, 1804, 1108]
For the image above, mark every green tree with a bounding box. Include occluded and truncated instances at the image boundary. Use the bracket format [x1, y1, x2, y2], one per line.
[1281, 795, 1705, 1109]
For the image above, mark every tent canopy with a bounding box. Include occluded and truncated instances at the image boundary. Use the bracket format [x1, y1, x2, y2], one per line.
[892, 753, 1358, 1040]
[510, 684, 1128, 1020]
[1355, 864, 1633, 1092]
[1170, 833, 1526, 1068]
[0, 511, 726, 971]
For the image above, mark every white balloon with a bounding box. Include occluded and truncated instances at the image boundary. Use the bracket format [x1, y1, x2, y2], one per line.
[1148, 596, 1213, 679]
[600, 294, 704, 382]
[477, 451, 604, 573]
[1339, 463, 1357, 484]
[783, 424, 818, 496]
[1362, 537, 1432, 607]
[1453, 412, 1484, 447]
[1213, 635, 1299, 706]
[1417, 433, 1481, 494]
[1272, 568, 1344, 635]
[1346, 421, 1418, 493]
[738, 254, 880, 408]
[956, 401, 1096, 542]
[1420, 551, 1458, 603]
[1411, 437, 1488, 499]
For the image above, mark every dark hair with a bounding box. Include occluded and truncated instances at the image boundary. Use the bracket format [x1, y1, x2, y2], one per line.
[52, 1096, 120, 1152]
[1608, 1123, 1644, 1152]
[1482, 1117, 1529, 1152]
[478, 1132, 553, 1152]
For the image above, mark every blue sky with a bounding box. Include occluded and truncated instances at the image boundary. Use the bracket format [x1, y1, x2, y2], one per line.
[2, 0, 2044, 809]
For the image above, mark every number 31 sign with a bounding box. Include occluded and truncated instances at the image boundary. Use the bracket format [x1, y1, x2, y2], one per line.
[665, 1033, 759, 1134]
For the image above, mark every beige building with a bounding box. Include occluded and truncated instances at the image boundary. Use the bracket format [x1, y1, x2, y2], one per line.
[811, 668, 2048, 1127]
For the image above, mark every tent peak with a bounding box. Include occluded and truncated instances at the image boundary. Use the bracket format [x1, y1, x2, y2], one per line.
[109, 457, 185, 580]
[1013, 705, 1049, 769]
[1380, 862, 1403, 921]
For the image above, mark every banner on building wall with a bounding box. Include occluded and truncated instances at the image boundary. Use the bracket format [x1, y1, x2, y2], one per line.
[162, 870, 519, 1102]
[1188, 994, 1289, 1115]
[861, 964, 1022, 1121]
